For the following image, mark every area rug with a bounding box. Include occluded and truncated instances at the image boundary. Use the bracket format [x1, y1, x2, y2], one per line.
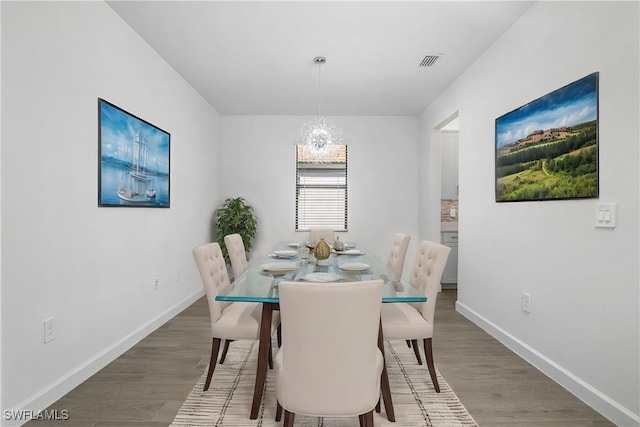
[171, 340, 477, 427]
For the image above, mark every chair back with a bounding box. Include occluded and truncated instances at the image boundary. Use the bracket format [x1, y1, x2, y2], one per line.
[308, 228, 334, 245]
[276, 280, 384, 417]
[386, 233, 411, 280]
[192, 243, 231, 330]
[408, 240, 451, 324]
[224, 233, 249, 280]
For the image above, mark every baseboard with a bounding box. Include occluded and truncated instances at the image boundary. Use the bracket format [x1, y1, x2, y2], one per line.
[455, 301, 639, 427]
[441, 282, 457, 290]
[6, 289, 205, 427]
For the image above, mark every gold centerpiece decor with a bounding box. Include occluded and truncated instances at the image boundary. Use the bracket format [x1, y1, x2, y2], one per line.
[313, 238, 331, 261]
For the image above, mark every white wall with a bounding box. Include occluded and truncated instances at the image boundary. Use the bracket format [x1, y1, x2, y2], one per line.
[221, 116, 420, 271]
[1, 2, 220, 419]
[0, 2, 3, 417]
[440, 131, 458, 200]
[420, 2, 639, 425]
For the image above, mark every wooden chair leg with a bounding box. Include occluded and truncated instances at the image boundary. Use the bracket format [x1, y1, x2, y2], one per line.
[406, 339, 412, 348]
[423, 337, 440, 392]
[411, 339, 423, 365]
[268, 340, 274, 369]
[277, 323, 282, 347]
[283, 410, 295, 427]
[203, 337, 221, 391]
[219, 339, 232, 364]
[375, 396, 380, 413]
[363, 410, 374, 427]
[359, 414, 364, 427]
[275, 401, 283, 421]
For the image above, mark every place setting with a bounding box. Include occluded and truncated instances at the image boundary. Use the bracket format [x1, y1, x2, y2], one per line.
[259, 261, 300, 286]
[299, 272, 344, 282]
[337, 262, 370, 273]
[268, 249, 299, 259]
[259, 261, 299, 275]
[330, 240, 363, 256]
[333, 248, 364, 256]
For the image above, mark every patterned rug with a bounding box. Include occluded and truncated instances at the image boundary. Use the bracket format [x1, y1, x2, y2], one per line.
[171, 340, 477, 427]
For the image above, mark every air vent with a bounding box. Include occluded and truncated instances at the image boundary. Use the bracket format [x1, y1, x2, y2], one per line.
[419, 55, 442, 67]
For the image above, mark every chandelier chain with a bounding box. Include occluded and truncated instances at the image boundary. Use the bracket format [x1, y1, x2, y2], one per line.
[317, 59, 322, 118]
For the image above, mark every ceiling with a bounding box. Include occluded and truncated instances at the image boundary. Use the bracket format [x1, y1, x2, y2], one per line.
[107, 1, 534, 116]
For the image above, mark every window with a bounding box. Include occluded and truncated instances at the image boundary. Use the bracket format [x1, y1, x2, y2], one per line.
[296, 145, 348, 231]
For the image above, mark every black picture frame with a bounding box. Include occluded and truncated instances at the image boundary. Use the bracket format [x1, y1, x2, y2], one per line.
[495, 72, 599, 202]
[98, 99, 170, 208]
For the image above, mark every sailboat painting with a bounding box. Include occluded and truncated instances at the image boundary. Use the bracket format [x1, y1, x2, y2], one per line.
[98, 99, 170, 208]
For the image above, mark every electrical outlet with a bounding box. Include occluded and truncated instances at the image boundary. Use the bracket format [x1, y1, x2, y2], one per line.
[522, 293, 531, 313]
[44, 317, 57, 343]
[154, 278, 159, 290]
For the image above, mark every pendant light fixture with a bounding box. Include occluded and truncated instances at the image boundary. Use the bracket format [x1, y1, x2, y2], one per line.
[296, 56, 344, 154]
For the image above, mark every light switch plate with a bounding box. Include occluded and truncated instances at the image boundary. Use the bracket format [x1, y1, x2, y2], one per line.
[595, 203, 616, 228]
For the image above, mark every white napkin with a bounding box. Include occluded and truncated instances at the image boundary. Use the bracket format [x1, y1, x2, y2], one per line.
[302, 272, 342, 282]
[343, 249, 362, 255]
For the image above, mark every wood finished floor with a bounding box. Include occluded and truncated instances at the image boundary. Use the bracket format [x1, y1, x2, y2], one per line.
[27, 290, 614, 426]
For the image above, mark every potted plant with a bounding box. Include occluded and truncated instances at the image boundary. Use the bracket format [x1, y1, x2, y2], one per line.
[215, 197, 258, 263]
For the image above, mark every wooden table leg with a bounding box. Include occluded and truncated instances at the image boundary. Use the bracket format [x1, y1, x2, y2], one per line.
[378, 318, 395, 422]
[250, 302, 274, 419]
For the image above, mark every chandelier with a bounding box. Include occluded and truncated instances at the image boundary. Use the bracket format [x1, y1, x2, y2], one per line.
[296, 56, 344, 154]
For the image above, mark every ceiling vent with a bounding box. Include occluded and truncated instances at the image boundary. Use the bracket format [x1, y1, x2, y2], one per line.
[419, 55, 442, 67]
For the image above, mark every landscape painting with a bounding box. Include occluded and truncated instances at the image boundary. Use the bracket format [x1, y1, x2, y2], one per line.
[495, 73, 598, 202]
[98, 99, 170, 208]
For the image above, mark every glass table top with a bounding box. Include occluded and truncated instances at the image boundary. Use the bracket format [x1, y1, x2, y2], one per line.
[216, 241, 426, 304]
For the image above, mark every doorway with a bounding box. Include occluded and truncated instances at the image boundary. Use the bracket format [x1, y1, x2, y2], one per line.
[439, 115, 458, 287]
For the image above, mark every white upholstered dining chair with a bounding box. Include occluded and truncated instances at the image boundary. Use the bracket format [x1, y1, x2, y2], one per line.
[224, 233, 249, 281]
[221, 233, 252, 362]
[308, 228, 335, 245]
[274, 280, 384, 426]
[192, 242, 280, 391]
[381, 240, 450, 392]
[386, 233, 411, 281]
[384, 233, 414, 353]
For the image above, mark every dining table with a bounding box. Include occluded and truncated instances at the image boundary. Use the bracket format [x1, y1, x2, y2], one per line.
[215, 241, 427, 422]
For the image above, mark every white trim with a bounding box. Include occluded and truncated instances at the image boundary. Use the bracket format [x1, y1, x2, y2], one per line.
[456, 301, 640, 427]
[5, 289, 205, 427]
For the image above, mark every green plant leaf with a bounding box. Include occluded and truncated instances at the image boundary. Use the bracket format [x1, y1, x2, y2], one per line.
[215, 197, 258, 263]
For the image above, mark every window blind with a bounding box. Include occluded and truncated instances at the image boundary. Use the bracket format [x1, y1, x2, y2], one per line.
[296, 145, 348, 231]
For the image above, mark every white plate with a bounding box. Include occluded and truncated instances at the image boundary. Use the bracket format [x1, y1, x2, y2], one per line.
[274, 250, 298, 257]
[288, 243, 301, 248]
[260, 262, 299, 272]
[338, 262, 370, 272]
[303, 272, 342, 282]
[340, 249, 362, 255]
